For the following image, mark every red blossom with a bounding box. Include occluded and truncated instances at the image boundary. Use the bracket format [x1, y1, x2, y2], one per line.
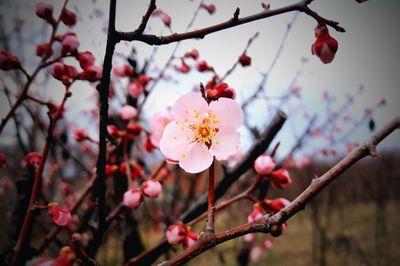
[36, 43, 53, 57]
[268, 169, 292, 189]
[76, 51, 96, 69]
[207, 82, 235, 100]
[166, 223, 186, 245]
[195, 60, 213, 72]
[126, 123, 142, 137]
[79, 65, 102, 82]
[61, 34, 80, 55]
[248, 205, 265, 223]
[60, 8, 77, 27]
[24, 152, 42, 168]
[72, 128, 88, 142]
[254, 154, 276, 176]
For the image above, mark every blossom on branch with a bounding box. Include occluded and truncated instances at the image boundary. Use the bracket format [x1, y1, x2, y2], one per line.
[311, 24, 338, 64]
[160, 92, 243, 173]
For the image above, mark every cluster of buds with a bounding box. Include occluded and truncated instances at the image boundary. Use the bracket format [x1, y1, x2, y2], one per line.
[166, 222, 199, 249]
[254, 154, 292, 189]
[123, 179, 163, 208]
[36, 2, 76, 28]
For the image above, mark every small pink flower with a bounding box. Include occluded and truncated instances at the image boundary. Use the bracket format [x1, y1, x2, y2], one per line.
[160, 93, 243, 173]
[269, 169, 292, 189]
[61, 34, 80, 55]
[265, 198, 290, 214]
[254, 154, 276, 176]
[311, 24, 338, 64]
[48, 202, 72, 227]
[183, 229, 199, 249]
[60, 8, 77, 27]
[119, 105, 137, 121]
[200, 3, 216, 14]
[128, 81, 144, 99]
[149, 111, 173, 147]
[76, 51, 95, 69]
[123, 189, 143, 208]
[238, 53, 251, 67]
[248, 205, 264, 223]
[166, 223, 186, 245]
[142, 180, 162, 198]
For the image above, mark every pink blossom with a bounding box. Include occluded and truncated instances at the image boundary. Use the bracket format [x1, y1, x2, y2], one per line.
[142, 180, 162, 198]
[128, 81, 144, 99]
[119, 105, 137, 121]
[48, 203, 72, 227]
[61, 34, 80, 55]
[149, 111, 173, 147]
[207, 83, 235, 100]
[311, 25, 338, 64]
[254, 154, 276, 176]
[60, 8, 77, 27]
[159, 93, 243, 173]
[35, 3, 54, 21]
[184, 49, 199, 60]
[264, 238, 273, 251]
[269, 169, 292, 189]
[123, 189, 142, 208]
[161, 14, 171, 27]
[166, 223, 186, 245]
[79, 65, 102, 82]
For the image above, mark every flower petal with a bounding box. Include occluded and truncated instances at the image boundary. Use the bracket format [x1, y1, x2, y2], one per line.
[160, 121, 193, 161]
[209, 97, 243, 130]
[210, 127, 240, 160]
[179, 142, 213, 173]
[172, 93, 208, 124]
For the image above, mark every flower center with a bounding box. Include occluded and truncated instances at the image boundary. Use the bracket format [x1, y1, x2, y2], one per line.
[187, 112, 219, 148]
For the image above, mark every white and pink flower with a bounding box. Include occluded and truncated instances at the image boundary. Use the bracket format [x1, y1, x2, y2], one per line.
[159, 93, 243, 173]
[254, 154, 276, 176]
[123, 189, 143, 208]
[142, 180, 162, 198]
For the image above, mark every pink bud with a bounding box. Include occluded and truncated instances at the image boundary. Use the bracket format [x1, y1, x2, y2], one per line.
[61, 34, 80, 55]
[269, 169, 292, 189]
[175, 59, 191, 74]
[73, 128, 88, 142]
[35, 3, 54, 21]
[119, 105, 137, 121]
[113, 65, 134, 77]
[107, 125, 124, 138]
[48, 202, 72, 227]
[0, 50, 20, 71]
[200, 3, 216, 14]
[24, 152, 42, 168]
[184, 49, 199, 60]
[183, 229, 199, 249]
[207, 83, 235, 100]
[76, 51, 95, 69]
[60, 8, 77, 27]
[79, 65, 102, 82]
[166, 223, 186, 245]
[161, 14, 171, 27]
[195, 60, 213, 72]
[248, 205, 264, 223]
[128, 81, 144, 99]
[36, 43, 53, 57]
[0, 153, 6, 168]
[244, 233, 256, 242]
[142, 180, 162, 198]
[250, 246, 262, 262]
[265, 198, 290, 214]
[123, 189, 142, 208]
[238, 53, 251, 67]
[254, 154, 276, 176]
[311, 25, 338, 64]
[264, 238, 273, 251]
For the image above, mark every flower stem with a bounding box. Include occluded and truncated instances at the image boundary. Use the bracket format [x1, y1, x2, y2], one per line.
[205, 159, 215, 233]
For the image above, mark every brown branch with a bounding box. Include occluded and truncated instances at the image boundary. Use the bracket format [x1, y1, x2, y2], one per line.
[136, 0, 157, 34]
[117, 0, 344, 45]
[160, 116, 399, 265]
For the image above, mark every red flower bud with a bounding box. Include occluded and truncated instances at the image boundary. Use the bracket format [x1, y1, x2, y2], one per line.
[35, 3, 54, 23]
[145, 137, 155, 153]
[248, 205, 264, 223]
[76, 51, 95, 69]
[175, 59, 191, 74]
[184, 49, 199, 60]
[79, 65, 102, 82]
[48, 202, 72, 227]
[264, 198, 290, 214]
[0, 50, 20, 71]
[60, 8, 77, 27]
[254, 154, 276, 176]
[200, 3, 216, 14]
[61, 34, 80, 55]
[105, 164, 118, 175]
[72, 128, 88, 142]
[36, 43, 53, 57]
[268, 169, 292, 189]
[126, 123, 142, 136]
[207, 83, 235, 100]
[311, 25, 338, 64]
[166, 223, 186, 245]
[24, 152, 42, 169]
[183, 228, 199, 249]
[107, 125, 124, 138]
[113, 65, 134, 77]
[238, 53, 251, 67]
[195, 60, 213, 72]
